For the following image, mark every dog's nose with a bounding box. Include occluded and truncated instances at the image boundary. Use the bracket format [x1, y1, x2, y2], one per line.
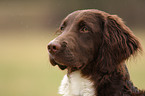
[48, 42, 61, 54]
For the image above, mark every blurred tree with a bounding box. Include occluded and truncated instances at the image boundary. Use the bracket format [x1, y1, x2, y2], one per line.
[0, 0, 145, 30]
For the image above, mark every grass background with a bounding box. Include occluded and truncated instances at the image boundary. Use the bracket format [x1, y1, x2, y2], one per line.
[0, 28, 145, 96]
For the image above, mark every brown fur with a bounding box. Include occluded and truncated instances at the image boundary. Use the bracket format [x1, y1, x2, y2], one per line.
[48, 9, 144, 96]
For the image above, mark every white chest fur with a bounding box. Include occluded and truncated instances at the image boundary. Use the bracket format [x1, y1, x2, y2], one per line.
[59, 71, 95, 96]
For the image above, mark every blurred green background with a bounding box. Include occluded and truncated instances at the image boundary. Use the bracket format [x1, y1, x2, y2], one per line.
[0, 0, 145, 96]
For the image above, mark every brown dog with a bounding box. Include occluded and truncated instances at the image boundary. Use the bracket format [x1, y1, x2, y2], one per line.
[48, 9, 144, 96]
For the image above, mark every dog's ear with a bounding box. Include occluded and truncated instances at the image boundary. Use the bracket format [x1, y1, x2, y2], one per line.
[105, 15, 141, 59]
[97, 15, 141, 73]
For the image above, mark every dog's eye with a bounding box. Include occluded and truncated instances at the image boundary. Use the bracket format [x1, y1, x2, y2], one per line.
[80, 26, 89, 33]
[60, 25, 65, 31]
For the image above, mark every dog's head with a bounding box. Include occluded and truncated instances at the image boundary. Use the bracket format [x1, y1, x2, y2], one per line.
[48, 9, 141, 72]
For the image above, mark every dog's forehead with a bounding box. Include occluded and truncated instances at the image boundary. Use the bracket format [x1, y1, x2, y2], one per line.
[63, 10, 97, 23]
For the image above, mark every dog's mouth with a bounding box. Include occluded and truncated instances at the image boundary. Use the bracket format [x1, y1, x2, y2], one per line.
[49, 54, 67, 70]
[49, 53, 86, 71]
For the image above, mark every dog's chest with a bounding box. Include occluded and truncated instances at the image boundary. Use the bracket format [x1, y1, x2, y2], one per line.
[59, 71, 95, 96]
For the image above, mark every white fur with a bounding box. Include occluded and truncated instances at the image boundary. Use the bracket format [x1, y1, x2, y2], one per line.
[59, 71, 95, 96]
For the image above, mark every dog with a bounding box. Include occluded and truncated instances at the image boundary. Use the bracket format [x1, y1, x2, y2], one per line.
[48, 9, 145, 96]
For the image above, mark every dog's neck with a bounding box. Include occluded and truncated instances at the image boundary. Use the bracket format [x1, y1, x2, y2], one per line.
[80, 61, 131, 95]
[59, 70, 96, 96]
[59, 62, 140, 96]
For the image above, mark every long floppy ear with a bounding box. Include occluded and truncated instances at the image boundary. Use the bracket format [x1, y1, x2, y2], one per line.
[97, 15, 141, 73]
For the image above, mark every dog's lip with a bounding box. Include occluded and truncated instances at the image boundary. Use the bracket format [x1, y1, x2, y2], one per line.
[49, 53, 66, 66]
[49, 53, 85, 70]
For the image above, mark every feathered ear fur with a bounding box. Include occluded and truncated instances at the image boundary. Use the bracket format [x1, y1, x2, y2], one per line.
[97, 15, 141, 73]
